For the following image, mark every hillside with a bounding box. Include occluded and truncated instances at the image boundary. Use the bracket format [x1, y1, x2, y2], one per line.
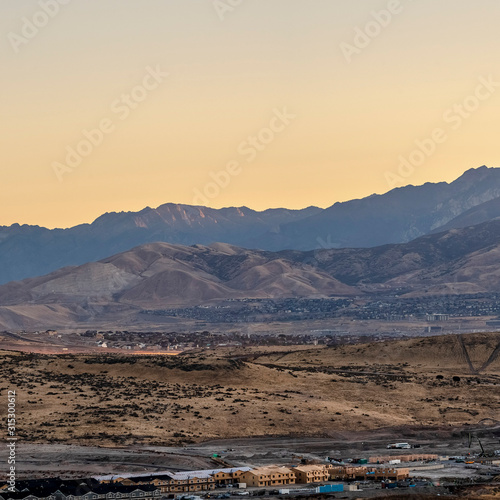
[0, 242, 355, 329]
[1, 333, 498, 447]
[5, 219, 500, 328]
[279, 219, 500, 294]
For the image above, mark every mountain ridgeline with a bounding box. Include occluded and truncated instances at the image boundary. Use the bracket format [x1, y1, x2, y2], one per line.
[2, 165, 500, 285]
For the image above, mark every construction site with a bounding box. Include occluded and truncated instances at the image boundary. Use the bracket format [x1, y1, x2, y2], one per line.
[2, 431, 500, 499]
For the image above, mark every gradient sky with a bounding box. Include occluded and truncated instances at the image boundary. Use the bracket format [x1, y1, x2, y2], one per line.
[2, 0, 500, 228]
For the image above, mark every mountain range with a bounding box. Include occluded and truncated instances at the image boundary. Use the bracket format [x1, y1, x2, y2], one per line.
[3, 216, 500, 329]
[3, 165, 500, 285]
[259, 165, 500, 250]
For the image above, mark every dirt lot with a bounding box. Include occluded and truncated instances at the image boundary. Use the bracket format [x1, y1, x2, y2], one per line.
[1, 429, 499, 480]
[0, 442, 220, 478]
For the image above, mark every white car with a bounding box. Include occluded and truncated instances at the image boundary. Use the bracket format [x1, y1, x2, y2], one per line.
[387, 442, 411, 449]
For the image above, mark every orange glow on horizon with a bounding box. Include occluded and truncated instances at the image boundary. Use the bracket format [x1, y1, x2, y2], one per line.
[2, 0, 500, 228]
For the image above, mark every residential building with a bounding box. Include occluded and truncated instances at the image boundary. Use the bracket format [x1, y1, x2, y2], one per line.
[292, 464, 332, 484]
[240, 467, 295, 487]
[210, 468, 250, 485]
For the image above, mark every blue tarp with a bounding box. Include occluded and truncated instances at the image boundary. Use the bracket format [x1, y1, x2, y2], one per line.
[317, 484, 344, 493]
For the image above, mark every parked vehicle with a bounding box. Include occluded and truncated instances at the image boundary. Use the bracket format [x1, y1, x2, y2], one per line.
[386, 442, 411, 449]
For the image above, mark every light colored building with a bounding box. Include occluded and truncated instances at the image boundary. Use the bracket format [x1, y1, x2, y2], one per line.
[373, 468, 410, 481]
[426, 313, 449, 321]
[328, 466, 409, 481]
[292, 464, 332, 484]
[329, 466, 367, 481]
[96, 468, 251, 494]
[369, 454, 438, 464]
[240, 466, 296, 487]
[211, 468, 250, 485]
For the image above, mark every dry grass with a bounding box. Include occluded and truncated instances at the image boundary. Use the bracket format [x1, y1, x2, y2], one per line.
[1, 333, 499, 447]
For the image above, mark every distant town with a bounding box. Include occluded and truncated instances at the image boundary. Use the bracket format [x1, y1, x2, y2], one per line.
[143, 294, 500, 323]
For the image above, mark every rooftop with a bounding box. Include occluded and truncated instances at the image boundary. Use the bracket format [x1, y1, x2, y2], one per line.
[94, 467, 251, 483]
[246, 466, 294, 476]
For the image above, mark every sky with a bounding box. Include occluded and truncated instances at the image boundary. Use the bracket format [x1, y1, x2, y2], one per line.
[2, 0, 500, 228]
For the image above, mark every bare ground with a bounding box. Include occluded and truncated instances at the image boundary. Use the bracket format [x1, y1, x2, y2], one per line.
[0, 333, 499, 478]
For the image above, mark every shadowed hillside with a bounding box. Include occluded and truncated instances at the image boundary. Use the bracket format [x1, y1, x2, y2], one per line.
[5, 219, 500, 328]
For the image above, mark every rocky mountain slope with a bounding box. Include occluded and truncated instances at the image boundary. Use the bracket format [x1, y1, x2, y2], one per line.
[431, 196, 500, 233]
[0, 241, 356, 329]
[282, 219, 500, 285]
[258, 166, 500, 250]
[278, 219, 500, 295]
[0, 205, 321, 284]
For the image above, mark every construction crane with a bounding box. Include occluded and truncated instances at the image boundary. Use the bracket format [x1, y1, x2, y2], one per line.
[468, 433, 496, 458]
